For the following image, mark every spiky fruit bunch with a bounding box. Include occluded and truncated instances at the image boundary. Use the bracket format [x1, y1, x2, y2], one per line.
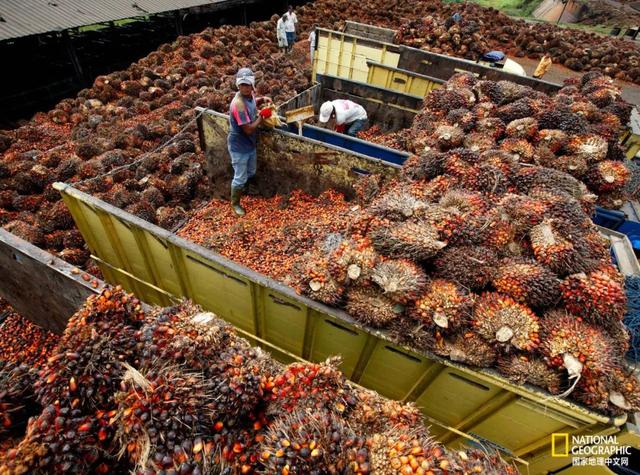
[475, 209, 516, 250]
[418, 175, 460, 201]
[536, 129, 568, 153]
[328, 237, 378, 285]
[434, 332, 498, 368]
[370, 187, 425, 221]
[496, 98, 535, 123]
[300, 254, 345, 306]
[371, 259, 427, 303]
[528, 189, 593, 231]
[497, 355, 563, 394]
[446, 108, 476, 132]
[565, 134, 608, 162]
[263, 358, 357, 416]
[479, 149, 519, 176]
[447, 72, 478, 89]
[515, 166, 589, 199]
[540, 310, 618, 378]
[423, 88, 475, 114]
[584, 160, 629, 193]
[348, 387, 422, 435]
[597, 191, 625, 209]
[259, 409, 357, 475]
[346, 286, 402, 328]
[353, 173, 382, 205]
[434, 245, 498, 291]
[505, 117, 538, 139]
[0, 403, 116, 475]
[400, 151, 445, 181]
[463, 132, 496, 152]
[114, 364, 213, 474]
[473, 293, 540, 352]
[560, 268, 626, 323]
[500, 138, 535, 163]
[409, 279, 473, 333]
[434, 125, 464, 150]
[0, 361, 39, 438]
[35, 287, 145, 411]
[415, 204, 465, 242]
[370, 221, 446, 260]
[538, 109, 588, 134]
[368, 430, 446, 475]
[439, 190, 489, 216]
[541, 154, 589, 178]
[492, 259, 561, 308]
[575, 367, 640, 414]
[529, 219, 588, 276]
[498, 194, 546, 234]
[475, 118, 506, 140]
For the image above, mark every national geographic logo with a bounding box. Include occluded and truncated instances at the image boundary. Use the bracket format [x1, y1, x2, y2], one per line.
[551, 433, 569, 457]
[551, 434, 633, 468]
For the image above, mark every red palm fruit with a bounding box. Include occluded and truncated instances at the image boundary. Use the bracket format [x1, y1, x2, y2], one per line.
[536, 129, 568, 153]
[328, 237, 378, 285]
[560, 267, 626, 323]
[497, 355, 563, 394]
[565, 133, 608, 162]
[505, 117, 538, 139]
[584, 160, 630, 193]
[408, 279, 473, 332]
[371, 259, 428, 303]
[346, 286, 402, 328]
[434, 245, 498, 291]
[493, 259, 561, 308]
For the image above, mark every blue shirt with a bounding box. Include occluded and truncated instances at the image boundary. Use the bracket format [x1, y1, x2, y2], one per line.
[228, 91, 258, 153]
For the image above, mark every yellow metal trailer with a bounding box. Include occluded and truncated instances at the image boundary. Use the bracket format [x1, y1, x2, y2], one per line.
[53, 109, 640, 474]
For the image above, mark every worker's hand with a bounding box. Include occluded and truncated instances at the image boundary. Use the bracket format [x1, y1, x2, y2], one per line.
[256, 96, 273, 107]
[259, 107, 273, 119]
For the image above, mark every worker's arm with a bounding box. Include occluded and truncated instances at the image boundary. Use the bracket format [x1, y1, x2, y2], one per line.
[239, 116, 263, 135]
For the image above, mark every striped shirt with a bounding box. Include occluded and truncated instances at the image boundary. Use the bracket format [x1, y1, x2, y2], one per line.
[228, 91, 258, 153]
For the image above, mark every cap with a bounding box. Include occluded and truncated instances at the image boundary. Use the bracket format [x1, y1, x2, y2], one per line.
[236, 67, 255, 88]
[319, 101, 334, 123]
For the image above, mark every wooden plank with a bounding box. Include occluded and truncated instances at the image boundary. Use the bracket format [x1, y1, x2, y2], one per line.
[0, 229, 100, 334]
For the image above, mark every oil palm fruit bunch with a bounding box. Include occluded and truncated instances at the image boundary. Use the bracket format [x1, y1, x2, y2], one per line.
[560, 266, 627, 324]
[299, 252, 345, 306]
[434, 332, 498, 368]
[258, 409, 357, 475]
[433, 245, 498, 291]
[463, 131, 497, 152]
[371, 259, 428, 303]
[505, 117, 538, 140]
[528, 189, 594, 231]
[328, 237, 379, 286]
[478, 208, 517, 250]
[114, 363, 214, 474]
[263, 358, 357, 417]
[498, 194, 547, 235]
[529, 219, 591, 276]
[565, 133, 608, 162]
[346, 286, 403, 328]
[399, 151, 445, 182]
[514, 166, 590, 200]
[446, 108, 476, 132]
[347, 387, 423, 435]
[584, 161, 630, 194]
[536, 129, 568, 153]
[408, 279, 473, 334]
[500, 138, 535, 163]
[575, 367, 640, 415]
[433, 125, 465, 151]
[369, 187, 425, 221]
[35, 287, 145, 411]
[497, 355, 563, 394]
[0, 361, 39, 439]
[540, 309, 618, 380]
[473, 292, 540, 352]
[370, 221, 447, 260]
[492, 259, 561, 308]
[438, 189, 490, 217]
[415, 203, 465, 243]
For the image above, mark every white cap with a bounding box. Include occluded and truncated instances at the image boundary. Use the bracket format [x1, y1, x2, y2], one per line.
[236, 67, 255, 88]
[319, 101, 334, 123]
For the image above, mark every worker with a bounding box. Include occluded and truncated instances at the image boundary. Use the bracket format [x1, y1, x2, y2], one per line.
[309, 24, 318, 65]
[318, 100, 368, 137]
[284, 6, 298, 52]
[227, 67, 273, 216]
[533, 54, 552, 79]
[276, 14, 288, 53]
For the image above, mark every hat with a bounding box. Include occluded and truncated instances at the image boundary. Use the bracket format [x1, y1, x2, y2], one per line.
[319, 101, 334, 123]
[236, 67, 255, 88]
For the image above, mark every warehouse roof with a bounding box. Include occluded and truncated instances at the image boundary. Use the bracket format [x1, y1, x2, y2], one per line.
[0, 0, 246, 41]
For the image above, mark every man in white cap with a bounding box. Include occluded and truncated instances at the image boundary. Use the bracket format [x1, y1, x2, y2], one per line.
[318, 99, 368, 137]
[227, 67, 272, 216]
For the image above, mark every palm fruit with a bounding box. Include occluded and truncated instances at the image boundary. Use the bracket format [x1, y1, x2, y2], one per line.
[475, 117, 506, 139]
[433, 124, 464, 150]
[570, 100, 599, 119]
[576, 367, 640, 414]
[473, 101, 497, 120]
[515, 166, 591, 200]
[565, 134, 608, 162]
[348, 387, 422, 435]
[536, 129, 568, 153]
[370, 221, 446, 260]
[541, 153, 589, 178]
[423, 88, 475, 115]
[560, 267, 626, 324]
[433, 246, 498, 291]
[479, 149, 519, 176]
[442, 148, 480, 189]
[371, 259, 427, 303]
[435, 332, 498, 367]
[400, 150, 445, 181]
[328, 237, 378, 285]
[493, 259, 561, 308]
[447, 72, 478, 89]
[300, 253, 345, 306]
[446, 108, 476, 132]
[35, 287, 145, 411]
[505, 117, 538, 139]
[346, 286, 402, 328]
[408, 279, 473, 333]
[476, 163, 511, 195]
[259, 409, 356, 475]
[538, 109, 589, 134]
[353, 173, 382, 205]
[0, 361, 39, 439]
[541, 309, 617, 379]
[415, 204, 465, 242]
[498, 194, 546, 234]
[529, 219, 588, 276]
[263, 358, 357, 415]
[584, 160, 629, 193]
[495, 97, 535, 123]
[473, 292, 540, 352]
[500, 137, 535, 163]
[597, 191, 626, 209]
[369, 187, 426, 221]
[463, 132, 496, 152]
[478, 208, 516, 250]
[439, 190, 489, 216]
[474, 80, 503, 104]
[114, 364, 213, 474]
[419, 175, 460, 201]
[528, 189, 593, 231]
[497, 355, 563, 394]
[368, 430, 445, 475]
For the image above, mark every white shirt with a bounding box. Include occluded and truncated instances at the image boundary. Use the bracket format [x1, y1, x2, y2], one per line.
[284, 12, 297, 32]
[332, 100, 367, 125]
[309, 30, 316, 48]
[276, 18, 287, 39]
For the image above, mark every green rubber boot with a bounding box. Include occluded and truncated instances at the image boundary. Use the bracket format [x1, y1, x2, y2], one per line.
[230, 186, 245, 216]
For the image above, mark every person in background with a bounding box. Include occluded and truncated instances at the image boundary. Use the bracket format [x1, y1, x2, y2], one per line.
[318, 99, 368, 137]
[284, 5, 298, 52]
[533, 54, 552, 79]
[308, 24, 318, 65]
[227, 68, 273, 216]
[276, 14, 288, 53]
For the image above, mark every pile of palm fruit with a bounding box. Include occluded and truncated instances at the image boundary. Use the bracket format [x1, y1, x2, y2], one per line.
[297, 71, 639, 416]
[0, 287, 517, 474]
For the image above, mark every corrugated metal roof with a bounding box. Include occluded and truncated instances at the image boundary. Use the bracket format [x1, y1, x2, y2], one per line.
[0, 0, 239, 41]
